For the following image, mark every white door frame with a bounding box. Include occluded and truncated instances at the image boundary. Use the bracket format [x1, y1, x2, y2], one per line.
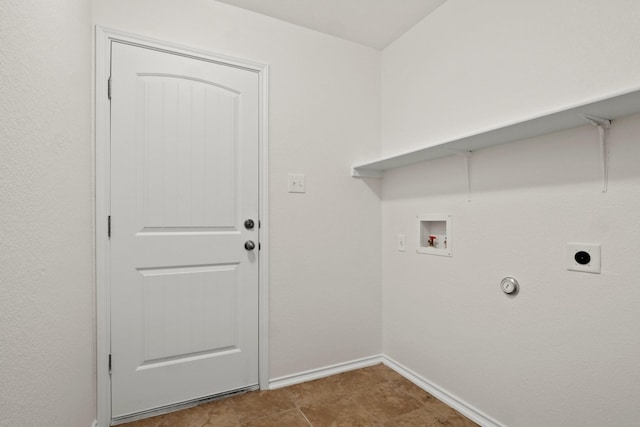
[95, 26, 270, 427]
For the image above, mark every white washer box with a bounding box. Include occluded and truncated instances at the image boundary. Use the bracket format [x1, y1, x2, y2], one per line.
[417, 214, 452, 257]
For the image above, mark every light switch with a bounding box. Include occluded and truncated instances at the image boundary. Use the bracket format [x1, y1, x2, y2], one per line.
[397, 234, 406, 252]
[288, 173, 306, 193]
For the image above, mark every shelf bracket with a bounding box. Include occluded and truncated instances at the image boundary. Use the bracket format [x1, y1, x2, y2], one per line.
[444, 149, 472, 201]
[583, 115, 611, 193]
[351, 167, 383, 178]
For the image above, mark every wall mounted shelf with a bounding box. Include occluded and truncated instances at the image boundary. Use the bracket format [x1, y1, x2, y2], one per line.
[352, 87, 640, 179]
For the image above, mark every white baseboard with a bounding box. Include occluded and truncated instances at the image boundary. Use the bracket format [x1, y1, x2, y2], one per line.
[268, 354, 384, 390]
[269, 353, 503, 426]
[382, 356, 505, 427]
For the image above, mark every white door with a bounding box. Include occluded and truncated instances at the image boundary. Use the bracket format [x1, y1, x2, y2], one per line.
[109, 41, 260, 419]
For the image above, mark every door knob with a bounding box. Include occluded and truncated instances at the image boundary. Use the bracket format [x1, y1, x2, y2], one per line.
[244, 240, 256, 251]
[244, 219, 255, 229]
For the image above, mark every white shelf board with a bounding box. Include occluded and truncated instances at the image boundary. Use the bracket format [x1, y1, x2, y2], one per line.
[352, 87, 640, 178]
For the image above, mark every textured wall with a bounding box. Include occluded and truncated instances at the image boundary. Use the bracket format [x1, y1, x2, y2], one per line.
[381, 1, 640, 426]
[94, 0, 382, 380]
[382, 0, 640, 156]
[0, 0, 94, 426]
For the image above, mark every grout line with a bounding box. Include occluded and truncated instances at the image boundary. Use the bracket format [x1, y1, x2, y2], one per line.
[383, 405, 425, 425]
[297, 407, 314, 427]
[237, 407, 301, 426]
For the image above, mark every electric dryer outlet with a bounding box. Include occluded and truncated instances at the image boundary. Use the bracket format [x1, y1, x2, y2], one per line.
[566, 243, 601, 274]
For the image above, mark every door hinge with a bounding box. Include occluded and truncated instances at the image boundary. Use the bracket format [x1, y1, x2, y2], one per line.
[108, 353, 112, 375]
[108, 77, 112, 100]
[108, 215, 111, 238]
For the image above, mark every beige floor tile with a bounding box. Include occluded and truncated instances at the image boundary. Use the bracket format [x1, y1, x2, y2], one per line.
[121, 398, 240, 427]
[429, 412, 480, 427]
[119, 416, 164, 427]
[228, 388, 296, 423]
[158, 406, 213, 427]
[384, 406, 479, 427]
[240, 408, 311, 427]
[333, 365, 390, 394]
[388, 377, 440, 405]
[383, 407, 441, 427]
[120, 404, 209, 427]
[351, 381, 424, 422]
[120, 365, 478, 427]
[200, 399, 241, 427]
[286, 374, 345, 407]
[423, 399, 462, 420]
[364, 363, 406, 382]
[300, 394, 383, 427]
[449, 415, 481, 426]
[422, 403, 480, 427]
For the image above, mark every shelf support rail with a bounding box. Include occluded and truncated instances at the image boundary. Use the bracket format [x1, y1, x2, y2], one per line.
[444, 149, 472, 201]
[583, 115, 612, 193]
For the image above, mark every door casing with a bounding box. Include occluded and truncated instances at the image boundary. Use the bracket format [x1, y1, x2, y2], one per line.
[95, 26, 270, 427]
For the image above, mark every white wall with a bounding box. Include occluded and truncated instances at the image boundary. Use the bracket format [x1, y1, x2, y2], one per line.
[12, 1, 639, 425]
[93, 0, 383, 380]
[0, 1, 95, 426]
[382, 0, 640, 155]
[381, 1, 640, 426]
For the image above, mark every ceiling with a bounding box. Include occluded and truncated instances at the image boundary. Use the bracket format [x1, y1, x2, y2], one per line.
[216, 0, 447, 50]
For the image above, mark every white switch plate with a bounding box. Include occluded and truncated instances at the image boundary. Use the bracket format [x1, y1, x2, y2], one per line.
[567, 243, 601, 274]
[288, 173, 306, 193]
[397, 234, 406, 252]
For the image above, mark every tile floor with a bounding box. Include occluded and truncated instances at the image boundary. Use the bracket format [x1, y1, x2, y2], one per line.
[121, 364, 479, 427]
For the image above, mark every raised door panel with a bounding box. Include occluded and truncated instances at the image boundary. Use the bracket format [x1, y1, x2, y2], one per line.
[139, 75, 237, 230]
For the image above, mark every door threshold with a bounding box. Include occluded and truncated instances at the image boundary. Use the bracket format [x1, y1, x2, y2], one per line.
[111, 385, 259, 426]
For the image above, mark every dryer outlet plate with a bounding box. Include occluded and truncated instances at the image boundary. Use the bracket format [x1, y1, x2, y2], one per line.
[567, 243, 601, 274]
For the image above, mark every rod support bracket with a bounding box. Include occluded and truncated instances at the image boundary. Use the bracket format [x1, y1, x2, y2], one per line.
[443, 149, 472, 201]
[583, 115, 611, 129]
[583, 115, 612, 193]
